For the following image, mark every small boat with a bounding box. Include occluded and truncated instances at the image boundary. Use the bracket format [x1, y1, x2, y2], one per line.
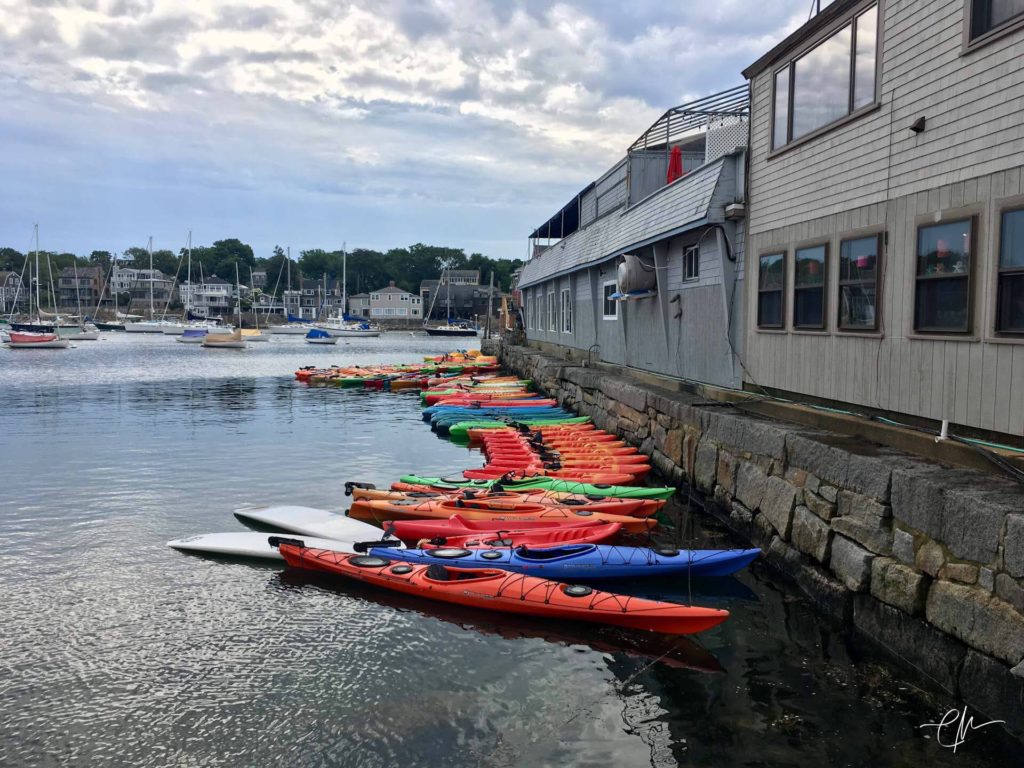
[125, 320, 180, 334]
[240, 328, 270, 342]
[176, 328, 208, 343]
[375, 543, 762, 580]
[233, 505, 402, 543]
[397, 475, 676, 500]
[168, 532, 364, 560]
[424, 323, 479, 337]
[94, 321, 125, 331]
[316, 316, 381, 338]
[305, 328, 338, 345]
[159, 322, 187, 335]
[416, 524, 623, 549]
[202, 330, 247, 349]
[6, 331, 70, 349]
[274, 541, 729, 635]
[384, 516, 625, 543]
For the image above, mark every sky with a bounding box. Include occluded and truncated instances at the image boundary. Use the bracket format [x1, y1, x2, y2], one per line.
[0, 0, 813, 261]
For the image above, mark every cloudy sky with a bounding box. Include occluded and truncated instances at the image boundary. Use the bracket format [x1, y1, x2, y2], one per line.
[0, 0, 811, 260]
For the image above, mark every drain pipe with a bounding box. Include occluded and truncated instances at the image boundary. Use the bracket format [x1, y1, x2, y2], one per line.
[935, 419, 949, 442]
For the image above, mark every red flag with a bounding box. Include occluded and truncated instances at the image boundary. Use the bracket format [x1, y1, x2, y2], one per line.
[666, 145, 684, 184]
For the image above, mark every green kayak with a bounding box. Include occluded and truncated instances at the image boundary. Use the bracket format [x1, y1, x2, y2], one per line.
[446, 416, 591, 439]
[398, 474, 675, 500]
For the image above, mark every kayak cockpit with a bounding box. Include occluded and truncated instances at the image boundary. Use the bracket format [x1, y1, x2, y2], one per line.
[513, 544, 596, 561]
[423, 564, 504, 583]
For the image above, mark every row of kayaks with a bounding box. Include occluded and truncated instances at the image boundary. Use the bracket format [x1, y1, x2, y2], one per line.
[172, 356, 761, 636]
[294, 351, 501, 388]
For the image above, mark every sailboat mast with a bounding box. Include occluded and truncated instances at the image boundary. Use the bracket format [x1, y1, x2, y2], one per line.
[74, 260, 82, 319]
[249, 265, 260, 330]
[342, 241, 347, 319]
[235, 261, 242, 327]
[186, 230, 192, 318]
[34, 224, 40, 320]
[147, 236, 154, 320]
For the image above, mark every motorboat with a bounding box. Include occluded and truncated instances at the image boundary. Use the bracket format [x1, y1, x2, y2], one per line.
[176, 328, 208, 344]
[269, 324, 312, 335]
[316, 314, 381, 337]
[424, 323, 480, 338]
[305, 328, 338, 345]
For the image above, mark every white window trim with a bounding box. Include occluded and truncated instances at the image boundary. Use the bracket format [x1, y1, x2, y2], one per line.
[684, 246, 700, 281]
[547, 290, 557, 332]
[560, 288, 572, 333]
[602, 280, 618, 320]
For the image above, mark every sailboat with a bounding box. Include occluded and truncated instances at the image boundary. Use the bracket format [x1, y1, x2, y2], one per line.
[202, 263, 247, 348]
[423, 262, 479, 337]
[9, 225, 97, 339]
[240, 265, 269, 341]
[316, 247, 381, 337]
[68, 260, 101, 340]
[125, 238, 180, 333]
[270, 248, 312, 334]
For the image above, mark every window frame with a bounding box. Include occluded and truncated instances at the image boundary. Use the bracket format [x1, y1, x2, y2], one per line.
[837, 233, 883, 332]
[995, 205, 1024, 335]
[757, 251, 786, 330]
[683, 246, 700, 281]
[560, 287, 573, 333]
[792, 242, 829, 330]
[547, 289, 557, 332]
[769, 0, 881, 154]
[912, 216, 976, 335]
[963, 0, 1024, 52]
[602, 280, 618, 320]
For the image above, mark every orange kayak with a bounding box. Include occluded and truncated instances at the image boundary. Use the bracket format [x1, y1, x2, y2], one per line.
[276, 542, 728, 635]
[348, 487, 664, 516]
[347, 499, 658, 533]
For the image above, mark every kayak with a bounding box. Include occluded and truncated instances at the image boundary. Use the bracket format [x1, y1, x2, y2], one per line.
[345, 486, 666, 517]
[461, 467, 641, 484]
[397, 475, 676, 500]
[167, 531, 356, 560]
[417, 524, 624, 549]
[447, 418, 591, 439]
[348, 499, 657, 533]
[371, 543, 763, 580]
[275, 542, 729, 635]
[233, 505, 404, 545]
[350, 493, 656, 518]
[386, 515, 618, 541]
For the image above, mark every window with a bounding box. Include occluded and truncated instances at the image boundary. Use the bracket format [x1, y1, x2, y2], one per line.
[997, 208, 1024, 333]
[547, 291, 557, 332]
[560, 288, 573, 333]
[683, 246, 700, 281]
[969, 0, 1024, 40]
[524, 295, 531, 329]
[914, 219, 973, 333]
[602, 281, 618, 319]
[838, 235, 881, 330]
[793, 245, 827, 328]
[772, 5, 878, 149]
[757, 253, 785, 328]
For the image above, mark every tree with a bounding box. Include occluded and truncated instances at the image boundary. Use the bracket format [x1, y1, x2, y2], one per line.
[0, 247, 25, 272]
[297, 249, 339, 281]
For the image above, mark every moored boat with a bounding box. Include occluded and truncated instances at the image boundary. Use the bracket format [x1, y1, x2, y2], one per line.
[202, 329, 247, 349]
[274, 541, 729, 635]
[305, 328, 338, 345]
[6, 331, 70, 349]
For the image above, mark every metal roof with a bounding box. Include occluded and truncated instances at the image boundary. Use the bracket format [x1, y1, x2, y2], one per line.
[518, 156, 727, 289]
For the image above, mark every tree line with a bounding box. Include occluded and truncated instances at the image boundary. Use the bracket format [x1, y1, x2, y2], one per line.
[0, 240, 523, 296]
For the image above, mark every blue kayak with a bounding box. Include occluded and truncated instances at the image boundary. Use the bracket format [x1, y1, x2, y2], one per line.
[368, 543, 761, 580]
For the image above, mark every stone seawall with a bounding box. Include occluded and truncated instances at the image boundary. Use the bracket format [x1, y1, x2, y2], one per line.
[501, 344, 1024, 736]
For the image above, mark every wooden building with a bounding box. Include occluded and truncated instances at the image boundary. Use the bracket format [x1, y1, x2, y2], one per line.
[743, 0, 1024, 438]
[518, 87, 750, 389]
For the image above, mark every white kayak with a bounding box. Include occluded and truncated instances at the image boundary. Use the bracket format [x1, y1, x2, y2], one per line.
[167, 531, 354, 560]
[233, 504, 403, 544]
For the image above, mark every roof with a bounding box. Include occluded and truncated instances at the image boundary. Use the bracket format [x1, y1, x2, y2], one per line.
[373, 286, 412, 295]
[448, 269, 479, 278]
[59, 265, 102, 276]
[518, 155, 730, 289]
[349, 292, 370, 298]
[743, 0, 860, 79]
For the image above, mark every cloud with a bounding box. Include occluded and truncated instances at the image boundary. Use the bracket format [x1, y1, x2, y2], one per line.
[0, 0, 808, 259]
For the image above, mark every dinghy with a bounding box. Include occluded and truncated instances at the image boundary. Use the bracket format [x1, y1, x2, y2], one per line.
[233, 505, 403, 545]
[168, 532, 360, 560]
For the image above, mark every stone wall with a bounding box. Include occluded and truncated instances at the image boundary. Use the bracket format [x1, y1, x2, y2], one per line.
[501, 344, 1024, 736]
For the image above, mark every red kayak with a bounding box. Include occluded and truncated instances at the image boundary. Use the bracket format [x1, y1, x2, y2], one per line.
[387, 515, 618, 541]
[418, 523, 623, 549]
[276, 542, 729, 635]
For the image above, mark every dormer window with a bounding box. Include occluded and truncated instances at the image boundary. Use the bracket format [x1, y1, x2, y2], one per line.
[772, 4, 878, 149]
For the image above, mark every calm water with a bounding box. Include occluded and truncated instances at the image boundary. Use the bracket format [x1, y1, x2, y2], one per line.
[0, 334, 1019, 767]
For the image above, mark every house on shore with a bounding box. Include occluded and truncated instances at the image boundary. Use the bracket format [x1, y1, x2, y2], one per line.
[369, 282, 422, 321]
[517, 86, 749, 389]
[57, 266, 104, 309]
[0, 271, 25, 313]
[420, 273, 500, 322]
[179, 276, 232, 317]
[743, 0, 1024, 440]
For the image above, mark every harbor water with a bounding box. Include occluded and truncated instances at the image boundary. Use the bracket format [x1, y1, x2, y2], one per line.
[0, 334, 1019, 767]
